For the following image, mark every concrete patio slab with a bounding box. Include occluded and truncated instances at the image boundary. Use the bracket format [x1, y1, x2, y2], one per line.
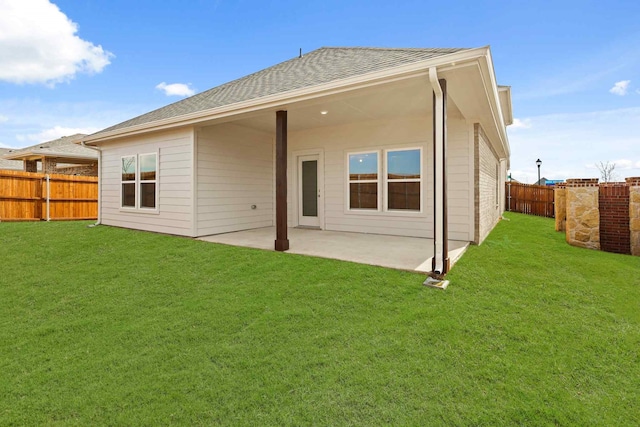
[198, 227, 469, 272]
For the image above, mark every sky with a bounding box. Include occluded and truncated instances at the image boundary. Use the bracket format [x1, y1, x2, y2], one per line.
[0, 0, 639, 183]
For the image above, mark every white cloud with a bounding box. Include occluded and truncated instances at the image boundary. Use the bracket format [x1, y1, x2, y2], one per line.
[156, 82, 195, 97]
[510, 118, 532, 130]
[610, 159, 640, 170]
[0, 114, 8, 123]
[0, 98, 160, 148]
[0, 0, 113, 85]
[16, 125, 100, 143]
[609, 80, 631, 96]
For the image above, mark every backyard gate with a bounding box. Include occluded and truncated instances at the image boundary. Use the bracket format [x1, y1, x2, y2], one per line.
[0, 170, 98, 221]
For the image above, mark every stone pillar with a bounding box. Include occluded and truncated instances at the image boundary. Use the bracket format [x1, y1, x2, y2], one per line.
[554, 184, 566, 232]
[627, 177, 640, 256]
[24, 160, 37, 172]
[565, 178, 600, 250]
[42, 158, 57, 174]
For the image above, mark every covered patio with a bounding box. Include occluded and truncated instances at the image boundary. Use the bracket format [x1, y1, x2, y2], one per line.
[199, 227, 469, 272]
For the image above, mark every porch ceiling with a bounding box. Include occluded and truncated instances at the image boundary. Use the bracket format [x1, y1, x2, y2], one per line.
[230, 76, 433, 133]
[213, 65, 494, 143]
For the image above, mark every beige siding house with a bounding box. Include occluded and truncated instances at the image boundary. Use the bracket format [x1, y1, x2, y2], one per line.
[84, 46, 512, 274]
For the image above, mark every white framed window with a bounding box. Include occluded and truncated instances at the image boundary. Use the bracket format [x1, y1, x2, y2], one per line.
[346, 147, 423, 214]
[121, 156, 136, 208]
[120, 152, 158, 211]
[139, 153, 157, 209]
[347, 151, 379, 210]
[385, 148, 422, 212]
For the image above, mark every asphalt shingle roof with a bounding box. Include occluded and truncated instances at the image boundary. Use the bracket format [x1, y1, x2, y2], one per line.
[0, 148, 23, 170]
[97, 47, 467, 135]
[2, 134, 96, 160]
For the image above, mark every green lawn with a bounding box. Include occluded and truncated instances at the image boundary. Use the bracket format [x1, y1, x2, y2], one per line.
[1, 213, 639, 426]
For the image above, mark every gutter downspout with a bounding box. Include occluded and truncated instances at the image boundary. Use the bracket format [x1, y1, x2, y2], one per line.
[81, 142, 102, 226]
[428, 67, 449, 276]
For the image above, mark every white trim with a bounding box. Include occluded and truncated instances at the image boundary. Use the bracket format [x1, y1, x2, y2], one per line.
[191, 128, 198, 237]
[477, 51, 510, 158]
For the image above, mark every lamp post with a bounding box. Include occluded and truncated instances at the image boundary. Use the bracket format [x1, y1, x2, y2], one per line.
[536, 159, 542, 185]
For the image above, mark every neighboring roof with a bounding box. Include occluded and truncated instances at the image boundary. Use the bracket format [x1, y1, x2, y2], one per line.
[0, 148, 23, 170]
[96, 47, 467, 135]
[2, 134, 97, 162]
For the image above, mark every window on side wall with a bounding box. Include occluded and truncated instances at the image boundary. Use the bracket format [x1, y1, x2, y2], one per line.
[120, 153, 158, 210]
[348, 152, 379, 210]
[121, 156, 136, 208]
[386, 148, 421, 211]
[139, 153, 157, 209]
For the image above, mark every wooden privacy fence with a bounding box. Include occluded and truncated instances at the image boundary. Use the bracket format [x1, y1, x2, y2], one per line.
[506, 182, 555, 218]
[0, 170, 97, 221]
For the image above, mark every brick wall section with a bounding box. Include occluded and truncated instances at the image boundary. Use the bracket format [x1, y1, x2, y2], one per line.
[24, 160, 37, 172]
[627, 177, 640, 256]
[565, 179, 600, 250]
[43, 158, 57, 174]
[55, 163, 98, 176]
[474, 124, 500, 244]
[598, 184, 630, 254]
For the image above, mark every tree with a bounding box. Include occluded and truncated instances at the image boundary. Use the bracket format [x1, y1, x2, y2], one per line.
[596, 161, 617, 183]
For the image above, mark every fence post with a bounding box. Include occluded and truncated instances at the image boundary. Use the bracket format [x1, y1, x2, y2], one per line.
[507, 181, 511, 211]
[34, 176, 43, 220]
[46, 174, 50, 221]
[554, 184, 566, 231]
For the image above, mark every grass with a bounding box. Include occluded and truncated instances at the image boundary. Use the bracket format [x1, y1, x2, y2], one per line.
[0, 213, 638, 426]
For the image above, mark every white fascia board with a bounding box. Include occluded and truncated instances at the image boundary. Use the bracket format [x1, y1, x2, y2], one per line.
[498, 86, 513, 126]
[477, 49, 510, 159]
[83, 48, 491, 145]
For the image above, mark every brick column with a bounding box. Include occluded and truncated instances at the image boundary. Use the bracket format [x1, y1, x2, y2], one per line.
[24, 160, 37, 172]
[554, 184, 566, 232]
[42, 158, 57, 174]
[627, 177, 640, 256]
[565, 178, 600, 250]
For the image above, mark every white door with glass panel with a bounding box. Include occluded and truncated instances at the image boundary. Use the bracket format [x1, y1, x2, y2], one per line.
[298, 154, 320, 227]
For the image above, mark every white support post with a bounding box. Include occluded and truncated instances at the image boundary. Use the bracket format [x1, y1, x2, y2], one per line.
[428, 68, 449, 276]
